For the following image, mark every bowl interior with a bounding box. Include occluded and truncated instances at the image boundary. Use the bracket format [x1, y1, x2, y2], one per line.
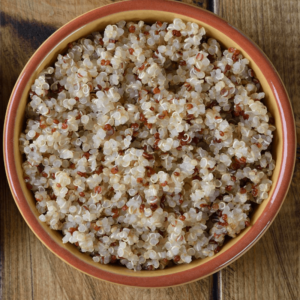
[12, 9, 283, 278]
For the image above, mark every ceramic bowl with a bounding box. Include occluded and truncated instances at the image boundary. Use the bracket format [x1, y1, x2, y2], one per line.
[4, 0, 296, 288]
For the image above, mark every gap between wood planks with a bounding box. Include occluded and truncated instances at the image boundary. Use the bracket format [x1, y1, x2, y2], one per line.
[205, 1, 222, 299]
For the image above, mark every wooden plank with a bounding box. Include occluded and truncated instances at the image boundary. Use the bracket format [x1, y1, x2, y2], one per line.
[0, 1, 213, 299]
[218, 1, 300, 300]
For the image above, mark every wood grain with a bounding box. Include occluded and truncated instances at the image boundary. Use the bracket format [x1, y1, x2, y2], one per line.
[0, 0, 299, 299]
[218, 1, 300, 299]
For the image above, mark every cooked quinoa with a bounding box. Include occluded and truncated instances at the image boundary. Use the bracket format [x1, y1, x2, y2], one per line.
[20, 18, 276, 270]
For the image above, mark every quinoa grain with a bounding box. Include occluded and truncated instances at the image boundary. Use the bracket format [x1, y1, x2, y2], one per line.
[21, 18, 275, 271]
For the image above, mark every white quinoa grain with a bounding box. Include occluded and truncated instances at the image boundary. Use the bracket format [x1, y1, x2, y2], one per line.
[20, 18, 276, 271]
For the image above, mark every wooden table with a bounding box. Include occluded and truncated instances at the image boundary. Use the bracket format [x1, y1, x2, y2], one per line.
[0, 0, 299, 299]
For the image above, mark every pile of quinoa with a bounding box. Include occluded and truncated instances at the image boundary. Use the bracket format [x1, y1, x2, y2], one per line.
[20, 18, 276, 271]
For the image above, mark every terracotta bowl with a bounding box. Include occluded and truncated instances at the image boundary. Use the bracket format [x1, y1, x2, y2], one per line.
[4, 0, 296, 288]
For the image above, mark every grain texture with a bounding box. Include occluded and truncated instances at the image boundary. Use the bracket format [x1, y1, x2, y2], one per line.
[1, 0, 299, 299]
[0, 1, 212, 299]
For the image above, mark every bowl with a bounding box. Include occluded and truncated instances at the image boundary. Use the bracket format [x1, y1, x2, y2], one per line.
[4, 0, 296, 288]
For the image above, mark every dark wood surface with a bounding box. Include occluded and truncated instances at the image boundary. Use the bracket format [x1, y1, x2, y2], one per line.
[0, 0, 299, 299]
[219, 1, 300, 299]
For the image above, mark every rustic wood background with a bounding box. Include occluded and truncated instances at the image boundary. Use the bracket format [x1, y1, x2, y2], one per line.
[0, 0, 299, 299]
